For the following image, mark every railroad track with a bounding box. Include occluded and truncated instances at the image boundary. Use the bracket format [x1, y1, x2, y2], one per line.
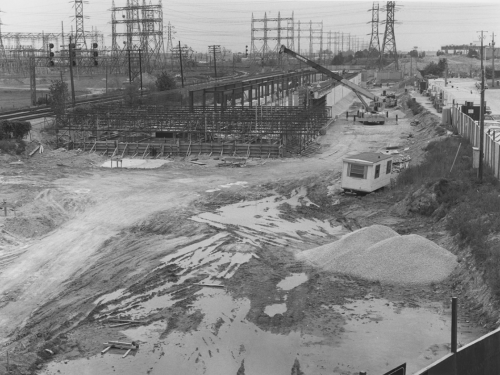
[0, 94, 124, 122]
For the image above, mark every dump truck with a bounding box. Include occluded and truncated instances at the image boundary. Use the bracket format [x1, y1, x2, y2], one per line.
[279, 45, 386, 125]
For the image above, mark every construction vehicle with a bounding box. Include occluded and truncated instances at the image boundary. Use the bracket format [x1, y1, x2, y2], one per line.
[279, 45, 386, 125]
[384, 92, 397, 108]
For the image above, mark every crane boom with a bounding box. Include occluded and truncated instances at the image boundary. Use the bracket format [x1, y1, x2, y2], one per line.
[279, 45, 379, 106]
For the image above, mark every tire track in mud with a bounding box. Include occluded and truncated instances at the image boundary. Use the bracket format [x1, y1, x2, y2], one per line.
[0, 174, 200, 346]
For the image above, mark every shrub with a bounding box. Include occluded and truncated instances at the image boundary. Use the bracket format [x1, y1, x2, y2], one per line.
[0, 120, 31, 140]
[0, 139, 26, 154]
[155, 71, 176, 91]
[49, 80, 69, 119]
[406, 98, 423, 115]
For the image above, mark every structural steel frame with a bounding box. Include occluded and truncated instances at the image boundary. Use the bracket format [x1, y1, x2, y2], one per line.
[188, 69, 326, 110]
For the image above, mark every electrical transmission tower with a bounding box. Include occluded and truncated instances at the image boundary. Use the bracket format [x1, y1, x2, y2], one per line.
[368, 2, 380, 54]
[380, 1, 399, 70]
[308, 21, 323, 60]
[165, 21, 175, 67]
[111, 0, 164, 76]
[74, 0, 87, 49]
[250, 12, 294, 60]
[166, 22, 175, 53]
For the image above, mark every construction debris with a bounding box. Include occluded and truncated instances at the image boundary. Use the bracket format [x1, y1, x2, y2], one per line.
[101, 341, 139, 357]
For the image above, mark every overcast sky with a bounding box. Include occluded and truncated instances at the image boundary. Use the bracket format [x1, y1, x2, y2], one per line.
[1, 0, 499, 53]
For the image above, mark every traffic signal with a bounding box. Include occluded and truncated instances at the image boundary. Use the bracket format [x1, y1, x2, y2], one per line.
[245, 45, 248, 57]
[92, 42, 98, 66]
[48, 43, 55, 66]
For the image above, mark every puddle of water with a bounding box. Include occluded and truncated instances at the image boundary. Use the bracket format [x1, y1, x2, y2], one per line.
[219, 181, 248, 189]
[328, 298, 484, 374]
[95, 233, 258, 320]
[264, 303, 287, 317]
[277, 273, 308, 291]
[43, 290, 309, 375]
[42, 292, 486, 375]
[95, 288, 126, 305]
[191, 191, 346, 245]
[100, 158, 171, 169]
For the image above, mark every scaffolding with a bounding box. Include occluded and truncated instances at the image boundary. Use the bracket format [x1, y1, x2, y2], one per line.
[59, 104, 331, 157]
[110, 0, 165, 77]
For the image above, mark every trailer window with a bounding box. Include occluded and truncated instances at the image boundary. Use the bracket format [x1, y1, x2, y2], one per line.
[375, 164, 380, 179]
[386, 160, 392, 174]
[348, 163, 366, 179]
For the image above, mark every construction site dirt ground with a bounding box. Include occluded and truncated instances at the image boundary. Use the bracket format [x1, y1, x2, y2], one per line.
[0, 91, 489, 375]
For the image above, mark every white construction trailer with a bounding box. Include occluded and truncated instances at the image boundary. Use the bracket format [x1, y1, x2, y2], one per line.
[341, 152, 394, 193]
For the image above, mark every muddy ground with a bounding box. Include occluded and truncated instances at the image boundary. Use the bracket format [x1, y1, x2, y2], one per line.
[0, 87, 491, 375]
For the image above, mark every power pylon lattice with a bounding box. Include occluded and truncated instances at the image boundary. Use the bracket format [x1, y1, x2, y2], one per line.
[250, 12, 294, 60]
[380, 1, 399, 70]
[111, 0, 164, 76]
[368, 2, 380, 54]
[74, 0, 87, 48]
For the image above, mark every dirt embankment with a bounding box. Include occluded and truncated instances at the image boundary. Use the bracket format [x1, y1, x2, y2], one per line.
[1, 84, 497, 374]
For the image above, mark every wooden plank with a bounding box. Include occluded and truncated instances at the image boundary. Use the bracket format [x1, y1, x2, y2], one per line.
[101, 346, 112, 355]
[122, 349, 132, 358]
[109, 322, 131, 328]
[142, 144, 149, 159]
[121, 143, 128, 158]
[194, 283, 225, 288]
[29, 145, 40, 157]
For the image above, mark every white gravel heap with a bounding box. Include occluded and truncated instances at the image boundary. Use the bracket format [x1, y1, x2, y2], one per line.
[298, 225, 399, 267]
[298, 226, 457, 284]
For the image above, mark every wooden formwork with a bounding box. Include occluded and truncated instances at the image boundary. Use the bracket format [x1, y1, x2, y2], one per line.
[60, 105, 331, 156]
[77, 140, 281, 159]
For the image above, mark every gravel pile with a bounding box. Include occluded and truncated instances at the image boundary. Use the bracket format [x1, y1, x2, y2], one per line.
[298, 226, 457, 284]
[297, 225, 399, 267]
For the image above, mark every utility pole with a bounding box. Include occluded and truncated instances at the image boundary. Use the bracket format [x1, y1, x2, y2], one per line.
[68, 35, 76, 107]
[127, 49, 132, 84]
[138, 49, 143, 95]
[410, 54, 412, 77]
[444, 58, 448, 86]
[478, 30, 487, 183]
[208, 45, 221, 78]
[178, 41, 184, 88]
[29, 55, 37, 106]
[492, 32, 496, 88]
